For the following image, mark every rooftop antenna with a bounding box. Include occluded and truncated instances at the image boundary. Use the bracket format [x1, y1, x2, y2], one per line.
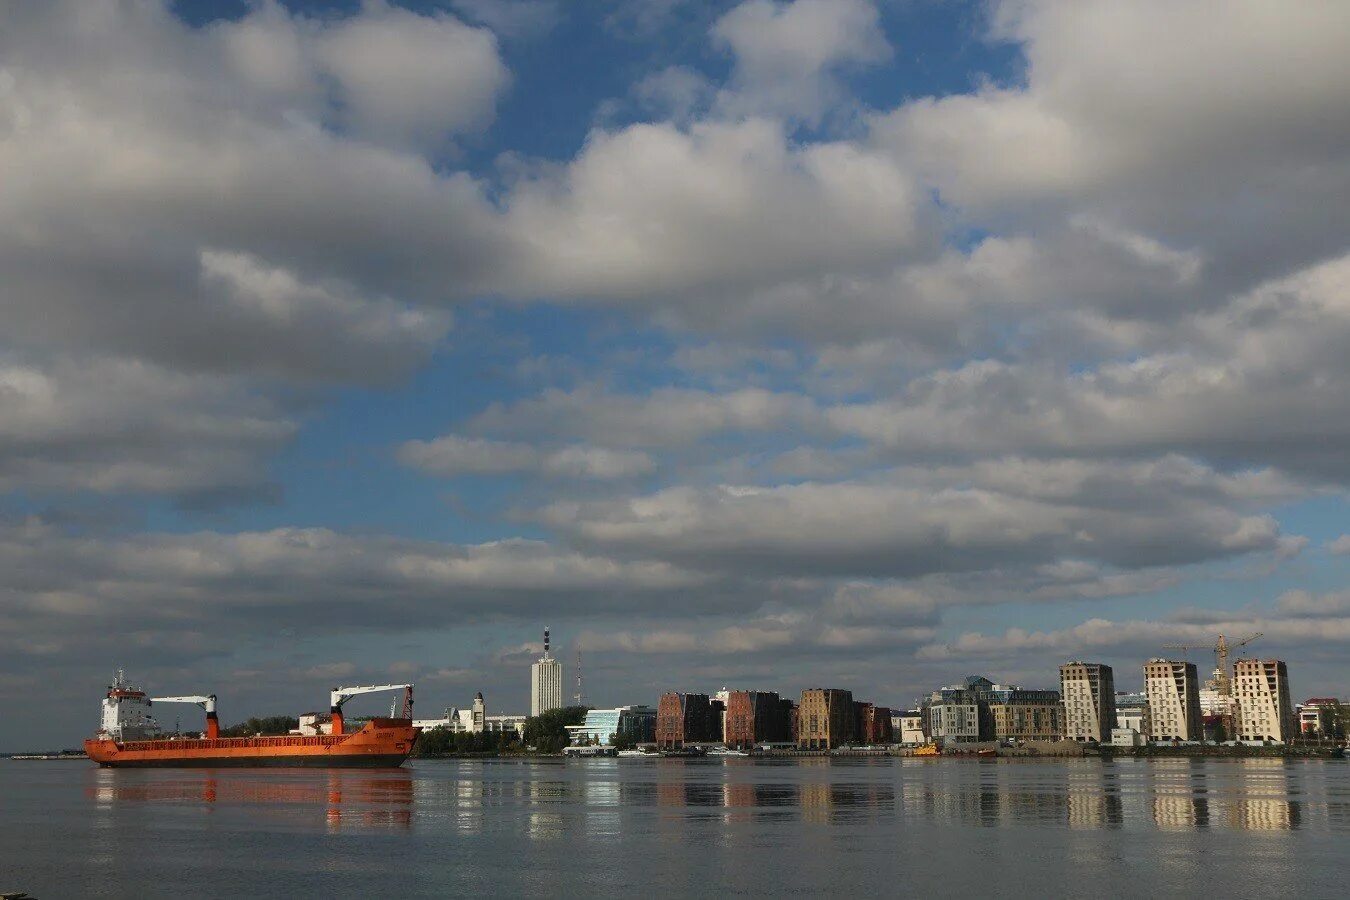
[574, 644, 584, 706]
[544, 627, 551, 660]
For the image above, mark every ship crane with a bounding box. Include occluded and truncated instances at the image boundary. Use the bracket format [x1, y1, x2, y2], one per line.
[329, 684, 413, 736]
[150, 695, 220, 739]
[1161, 632, 1262, 696]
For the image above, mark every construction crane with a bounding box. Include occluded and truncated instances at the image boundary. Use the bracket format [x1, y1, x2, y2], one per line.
[329, 684, 413, 735]
[150, 694, 220, 739]
[1161, 633, 1262, 696]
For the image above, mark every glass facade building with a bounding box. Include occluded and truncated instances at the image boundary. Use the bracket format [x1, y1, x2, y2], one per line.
[565, 706, 657, 746]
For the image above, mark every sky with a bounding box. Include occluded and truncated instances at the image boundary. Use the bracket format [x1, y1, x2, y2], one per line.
[3, 0, 1350, 750]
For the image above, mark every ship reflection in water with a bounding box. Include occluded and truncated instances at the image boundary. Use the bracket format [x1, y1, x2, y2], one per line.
[88, 767, 414, 831]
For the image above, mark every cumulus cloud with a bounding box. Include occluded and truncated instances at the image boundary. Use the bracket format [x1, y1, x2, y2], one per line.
[874, 0, 1350, 287]
[821, 253, 1350, 479]
[539, 458, 1292, 577]
[5, 0, 1350, 742]
[500, 118, 929, 300]
[917, 612, 1350, 668]
[0, 356, 294, 496]
[712, 0, 890, 124]
[398, 435, 656, 480]
[449, 0, 561, 41]
[0, 519, 712, 665]
[467, 385, 820, 447]
[313, 1, 510, 152]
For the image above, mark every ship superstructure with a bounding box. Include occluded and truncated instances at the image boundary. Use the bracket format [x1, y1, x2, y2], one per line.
[99, 670, 161, 741]
[85, 673, 420, 768]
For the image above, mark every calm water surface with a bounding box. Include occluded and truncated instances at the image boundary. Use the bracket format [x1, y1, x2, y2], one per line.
[3, 756, 1347, 897]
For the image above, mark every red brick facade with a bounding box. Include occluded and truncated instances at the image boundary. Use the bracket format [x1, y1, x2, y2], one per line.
[724, 691, 792, 748]
[656, 692, 718, 748]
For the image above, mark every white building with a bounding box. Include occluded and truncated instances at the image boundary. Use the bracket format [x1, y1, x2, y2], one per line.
[1234, 659, 1294, 743]
[1115, 692, 1152, 740]
[413, 692, 527, 738]
[531, 628, 564, 717]
[892, 711, 925, 745]
[925, 687, 981, 745]
[294, 712, 333, 736]
[1060, 662, 1115, 743]
[1111, 727, 1145, 747]
[1144, 659, 1202, 742]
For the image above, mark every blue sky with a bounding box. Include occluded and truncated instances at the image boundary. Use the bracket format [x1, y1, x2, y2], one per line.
[3, 0, 1350, 748]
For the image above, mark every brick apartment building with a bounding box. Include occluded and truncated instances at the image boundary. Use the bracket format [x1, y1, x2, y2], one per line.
[656, 692, 719, 749]
[797, 688, 854, 749]
[724, 691, 792, 749]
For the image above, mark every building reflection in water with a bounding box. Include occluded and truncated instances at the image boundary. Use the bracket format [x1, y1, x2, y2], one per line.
[1152, 792, 1211, 830]
[524, 776, 565, 842]
[1226, 760, 1300, 830]
[1066, 768, 1124, 829]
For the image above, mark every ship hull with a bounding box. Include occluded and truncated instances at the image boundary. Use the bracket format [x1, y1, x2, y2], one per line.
[85, 718, 419, 769]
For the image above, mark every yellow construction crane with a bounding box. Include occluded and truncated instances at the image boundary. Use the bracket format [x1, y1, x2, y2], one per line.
[1161, 633, 1262, 696]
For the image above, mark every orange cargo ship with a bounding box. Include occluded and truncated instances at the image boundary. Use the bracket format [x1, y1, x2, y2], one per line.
[84, 672, 420, 768]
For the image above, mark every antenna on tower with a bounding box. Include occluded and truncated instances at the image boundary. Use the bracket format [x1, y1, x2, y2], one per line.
[544, 627, 551, 659]
[574, 644, 584, 706]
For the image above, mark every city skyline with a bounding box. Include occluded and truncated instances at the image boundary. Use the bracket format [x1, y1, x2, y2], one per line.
[4, 1, 1350, 751]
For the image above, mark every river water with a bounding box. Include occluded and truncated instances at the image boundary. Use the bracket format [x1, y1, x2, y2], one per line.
[3, 756, 1347, 897]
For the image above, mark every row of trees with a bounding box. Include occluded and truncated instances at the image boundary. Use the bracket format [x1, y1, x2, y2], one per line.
[414, 706, 592, 757]
[413, 727, 521, 757]
[522, 706, 589, 753]
[218, 716, 299, 737]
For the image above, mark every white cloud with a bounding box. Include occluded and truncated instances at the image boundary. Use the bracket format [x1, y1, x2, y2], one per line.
[824, 254, 1350, 479]
[1327, 535, 1350, 556]
[449, 0, 560, 40]
[314, 1, 510, 152]
[539, 459, 1291, 577]
[467, 385, 820, 447]
[712, 0, 890, 124]
[0, 356, 294, 496]
[501, 118, 928, 300]
[398, 435, 656, 479]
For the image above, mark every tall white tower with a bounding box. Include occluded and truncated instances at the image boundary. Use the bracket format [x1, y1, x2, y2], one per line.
[531, 628, 563, 717]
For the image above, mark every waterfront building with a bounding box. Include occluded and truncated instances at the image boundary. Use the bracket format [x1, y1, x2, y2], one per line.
[855, 702, 893, 744]
[982, 684, 1062, 742]
[564, 706, 657, 747]
[797, 688, 854, 749]
[724, 691, 791, 749]
[1145, 659, 1203, 742]
[921, 676, 1061, 744]
[413, 692, 527, 737]
[530, 628, 564, 717]
[1115, 692, 1152, 740]
[1234, 659, 1295, 743]
[1058, 658, 1112, 744]
[892, 710, 925, 745]
[656, 692, 719, 748]
[1298, 697, 1342, 737]
[1111, 727, 1144, 747]
[1060, 662, 1116, 743]
[924, 685, 981, 745]
[1198, 688, 1239, 741]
